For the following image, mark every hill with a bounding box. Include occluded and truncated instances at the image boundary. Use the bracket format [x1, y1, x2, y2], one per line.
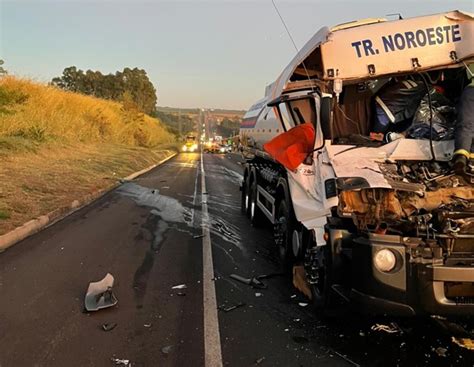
[0, 77, 175, 234]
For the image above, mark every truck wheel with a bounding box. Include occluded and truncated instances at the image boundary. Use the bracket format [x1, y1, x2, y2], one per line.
[241, 173, 250, 216]
[249, 179, 264, 226]
[274, 198, 296, 267]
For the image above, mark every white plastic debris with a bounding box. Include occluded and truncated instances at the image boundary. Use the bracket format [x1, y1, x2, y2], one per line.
[435, 347, 447, 357]
[298, 302, 309, 307]
[171, 284, 187, 290]
[161, 345, 173, 355]
[255, 292, 262, 297]
[111, 358, 131, 366]
[85, 273, 118, 312]
[370, 323, 401, 334]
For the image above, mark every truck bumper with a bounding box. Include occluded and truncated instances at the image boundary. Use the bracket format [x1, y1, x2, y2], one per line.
[350, 234, 474, 318]
[417, 265, 474, 318]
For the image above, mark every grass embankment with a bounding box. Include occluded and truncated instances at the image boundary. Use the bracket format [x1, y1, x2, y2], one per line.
[0, 77, 176, 235]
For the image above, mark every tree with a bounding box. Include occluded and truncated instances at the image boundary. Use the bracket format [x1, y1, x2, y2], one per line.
[51, 66, 158, 115]
[0, 59, 8, 76]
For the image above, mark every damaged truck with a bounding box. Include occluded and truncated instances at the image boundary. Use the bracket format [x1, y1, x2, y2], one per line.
[240, 11, 474, 317]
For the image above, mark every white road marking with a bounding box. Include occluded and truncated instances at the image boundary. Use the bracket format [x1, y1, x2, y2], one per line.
[191, 156, 200, 224]
[201, 152, 223, 367]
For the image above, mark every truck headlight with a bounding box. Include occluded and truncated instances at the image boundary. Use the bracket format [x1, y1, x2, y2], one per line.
[182, 145, 187, 152]
[191, 144, 198, 151]
[373, 249, 396, 273]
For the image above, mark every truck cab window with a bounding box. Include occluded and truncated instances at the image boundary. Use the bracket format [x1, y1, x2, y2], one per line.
[288, 97, 317, 126]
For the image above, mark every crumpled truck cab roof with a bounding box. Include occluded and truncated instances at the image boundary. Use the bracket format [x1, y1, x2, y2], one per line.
[266, 10, 474, 100]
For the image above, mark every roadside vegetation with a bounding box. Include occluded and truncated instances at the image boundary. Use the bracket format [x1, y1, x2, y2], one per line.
[0, 72, 175, 235]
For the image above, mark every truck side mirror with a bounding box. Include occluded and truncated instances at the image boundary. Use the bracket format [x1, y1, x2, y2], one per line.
[320, 96, 332, 139]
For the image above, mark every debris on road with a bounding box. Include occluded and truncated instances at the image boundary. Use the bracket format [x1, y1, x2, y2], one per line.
[371, 323, 402, 334]
[229, 273, 266, 289]
[255, 292, 263, 297]
[451, 337, 474, 350]
[333, 351, 360, 367]
[435, 346, 448, 357]
[144, 323, 152, 328]
[218, 302, 245, 312]
[102, 323, 117, 332]
[85, 273, 118, 312]
[111, 357, 131, 366]
[171, 284, 187, 290]
[298, 302, 309, 307]
[176, 292, 186, 296]
[255, 356, 266, 364]
[161, 345, 173, 355]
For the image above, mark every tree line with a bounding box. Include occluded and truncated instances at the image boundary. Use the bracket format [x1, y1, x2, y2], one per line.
[51, 66, 157, 115]
[155, 110, 195, 137]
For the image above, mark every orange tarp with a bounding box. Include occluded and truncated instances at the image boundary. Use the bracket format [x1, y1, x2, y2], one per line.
[263, 123, 315, 171]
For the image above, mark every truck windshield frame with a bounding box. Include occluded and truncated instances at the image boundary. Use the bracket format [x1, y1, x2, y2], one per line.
[272, 93, 318, 132]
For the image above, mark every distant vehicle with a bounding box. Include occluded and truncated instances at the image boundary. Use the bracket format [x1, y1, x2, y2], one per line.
[240, 11, 474, 318]
[221, 144, 232, 153]
[182, 135, 198, 153]
[204, 140, 219, 153]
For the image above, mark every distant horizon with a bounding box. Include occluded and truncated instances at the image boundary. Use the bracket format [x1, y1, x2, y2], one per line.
[2, 1, 472, 109]
[156, 105, 246, 113]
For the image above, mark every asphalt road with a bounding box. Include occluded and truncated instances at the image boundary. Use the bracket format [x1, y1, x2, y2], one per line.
[0, 152, 472, 367]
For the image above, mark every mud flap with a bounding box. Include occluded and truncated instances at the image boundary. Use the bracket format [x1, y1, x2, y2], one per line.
[293, 265, 312, 300]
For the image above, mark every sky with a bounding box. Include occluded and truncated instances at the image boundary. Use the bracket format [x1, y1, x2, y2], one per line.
[1, 0, 473, 110]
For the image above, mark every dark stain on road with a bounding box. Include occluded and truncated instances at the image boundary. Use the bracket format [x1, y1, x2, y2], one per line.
[133, 213, 169, 308]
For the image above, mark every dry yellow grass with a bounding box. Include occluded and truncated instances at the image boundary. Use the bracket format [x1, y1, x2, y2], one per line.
[0, 143, 175, 234]
[0, 76, 174, 146]
[0, 77, 177, 234]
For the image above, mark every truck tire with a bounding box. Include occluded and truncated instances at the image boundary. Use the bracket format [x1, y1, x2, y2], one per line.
[249, 178, 264, 226]
[274, 198, 296, 268]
